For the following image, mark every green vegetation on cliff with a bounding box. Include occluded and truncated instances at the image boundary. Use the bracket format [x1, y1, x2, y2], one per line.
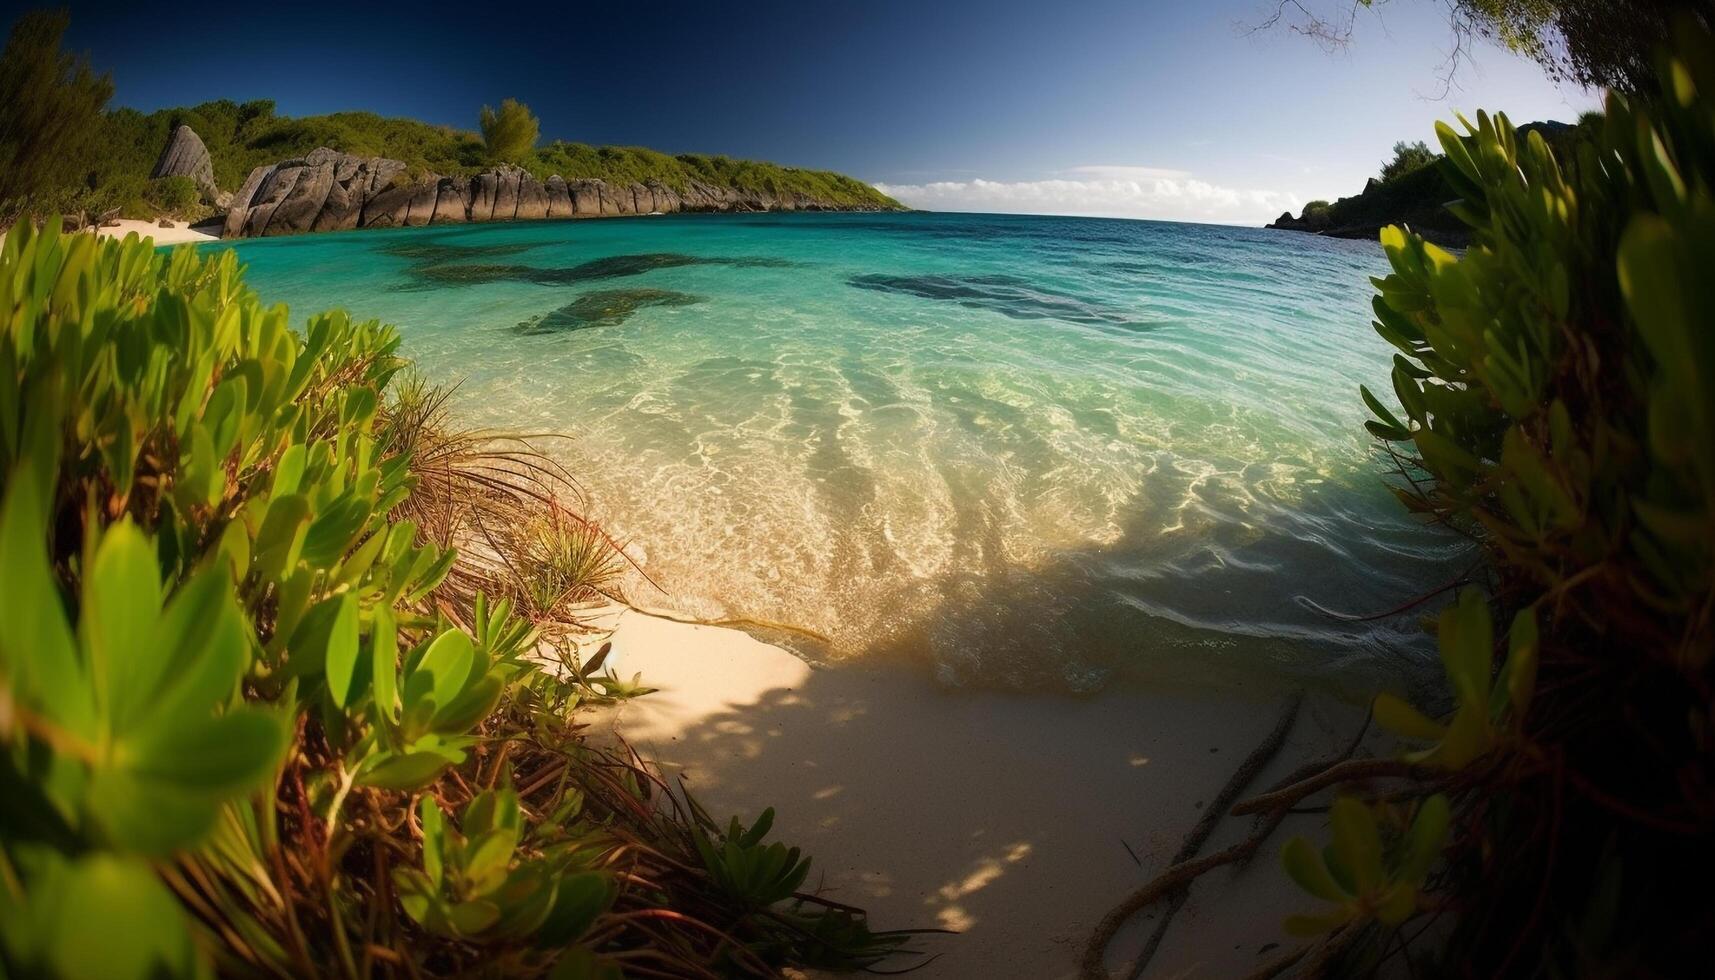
[1269, 116, 1600, 244]
[0, 10, 899, 222]
[105, 100, 899, 215]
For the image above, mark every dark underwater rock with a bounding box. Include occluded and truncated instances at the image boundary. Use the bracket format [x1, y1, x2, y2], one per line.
[514, 289, 704, 333]
[847, 273, 1151, 331]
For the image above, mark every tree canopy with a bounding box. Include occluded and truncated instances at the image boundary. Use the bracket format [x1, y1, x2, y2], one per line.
[1379, 139, 1438, 181]
[479, 98, 539, 166]
[1254, 0, 1714, 94]
[0, 9, 112, 213]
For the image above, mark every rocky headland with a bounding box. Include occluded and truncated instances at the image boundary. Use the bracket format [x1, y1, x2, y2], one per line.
[150, 125, 899, 239]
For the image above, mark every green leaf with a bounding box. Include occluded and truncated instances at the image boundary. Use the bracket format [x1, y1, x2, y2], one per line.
[0, 472, 93, 738]
[420, 796, 446, 886]
[44, 855, 202, 980]
[83, 521, 162, 724]
[1281, 836, 1348, 901]
[323, 594, 364, 708]
[371, 606, 400, 725]
[448, 899, 502, 935]
[1398, 795, 1451, 885]
[534, 874, 614, 947]
[1438, 590, 1493, 709]
[121, 709, 286, 795]
[252, 493, 311, 583]
[406, 629, 476, 716]
[1329, 797, 1384, 896]
[1373, 692, 1446, 741]
[357, 739, 468, 791]
[431, 674, 504, 734]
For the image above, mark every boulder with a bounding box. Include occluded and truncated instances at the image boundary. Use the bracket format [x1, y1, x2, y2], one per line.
[402, 182, 440, 227]
[430, 178, 471, 224]
[237, 163, 307, 237]
[568, 179, 603, 216]
[469, 171, 499, 221]
[544, 175, 573, 218]
[516, 175, 550, 220]
[152, 124, 219, 201]
[360, 184, 415, 229]
[490, 165, 525, 221]
[266, 160, 335, 235]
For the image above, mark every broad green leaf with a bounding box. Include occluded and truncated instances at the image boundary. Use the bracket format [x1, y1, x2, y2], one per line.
[1329, 797, 1384, 896]
[0, 473, 92, 737]
[130, 569, 249, 732]
[1438, 591, 1493, 709]
[251, 493, 311, 583]
[534, 874, 614, 947]
[420, 796, 446, 886]
[1398, 795, 1451, 884]
[123, 709, 286, 795]
[447, 899, 502, 936]
[357, 744, 465, 791]
[1281, 836, 1348, 902]
[45, 855, 202, 980]
[371, 606, 400, 725]
[406, 630, 476, 716]
[83, 521, 161, 724]
[323, 594, 363, 708]
[1373, 692, 1446, 741]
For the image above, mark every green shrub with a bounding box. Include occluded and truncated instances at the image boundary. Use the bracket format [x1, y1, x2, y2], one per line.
[479, 98, 540, 166]
[145, 174, 201, 215]
[1378, 139, 1438, 183]
[0, 10, 112, 217]
[0, 225, 907, 977]
[1275, 21, 1715, 974]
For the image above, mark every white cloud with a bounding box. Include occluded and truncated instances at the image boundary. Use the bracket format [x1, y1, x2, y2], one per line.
[873, 171, 1302, 226]
[1064, 165, 1193, 181]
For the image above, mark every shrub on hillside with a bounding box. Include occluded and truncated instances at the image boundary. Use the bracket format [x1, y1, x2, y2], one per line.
[1378, 139, 1437, 182]
[480, 98, 540, 166]
[145, 175, 201, 215]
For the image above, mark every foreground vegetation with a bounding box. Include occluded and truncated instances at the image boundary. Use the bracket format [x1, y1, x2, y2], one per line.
[1089, 20, 1715, 978]
[0, 225, 913, 978]
[0, 10, 900, 225]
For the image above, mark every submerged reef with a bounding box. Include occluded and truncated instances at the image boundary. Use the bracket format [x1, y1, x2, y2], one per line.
[514, 289, 703, 333]
[847, 273, 1151, 331]
[396, 251, 794, 290]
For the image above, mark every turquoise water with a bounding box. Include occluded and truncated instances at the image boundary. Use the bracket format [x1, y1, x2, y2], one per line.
[202, 212, 1462, 694]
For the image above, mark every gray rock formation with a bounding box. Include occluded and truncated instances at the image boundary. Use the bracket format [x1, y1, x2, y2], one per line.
[218, 146, 891, 238]
[151, 125, 221, 203]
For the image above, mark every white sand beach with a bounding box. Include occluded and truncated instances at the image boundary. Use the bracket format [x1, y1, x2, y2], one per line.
[593, 610, 1370, 979]
[93, 218, 221, 246]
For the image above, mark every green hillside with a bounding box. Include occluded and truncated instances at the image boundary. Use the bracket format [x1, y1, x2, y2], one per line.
[89, 99, 901, 219]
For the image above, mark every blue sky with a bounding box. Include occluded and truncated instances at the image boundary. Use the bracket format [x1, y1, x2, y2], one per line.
[55, 0, 1596, 224]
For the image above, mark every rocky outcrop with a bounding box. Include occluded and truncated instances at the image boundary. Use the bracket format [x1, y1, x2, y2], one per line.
[1266, 162, 1468, 247]
[218, 147, 891, 238]
[151, 125, 222, 204]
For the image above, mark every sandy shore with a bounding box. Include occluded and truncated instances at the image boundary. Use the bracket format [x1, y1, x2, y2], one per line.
[93, 218, 221, 246]
[592, 609, 1369, 979]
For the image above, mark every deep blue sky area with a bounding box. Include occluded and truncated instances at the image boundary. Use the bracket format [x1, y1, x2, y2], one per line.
[40, 0, 1597, 223]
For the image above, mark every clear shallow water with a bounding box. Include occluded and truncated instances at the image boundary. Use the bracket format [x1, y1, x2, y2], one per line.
[202, 212, 1464, 694]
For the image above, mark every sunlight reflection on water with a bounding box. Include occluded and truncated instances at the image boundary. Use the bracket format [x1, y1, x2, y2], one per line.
[206, 212, 1465, 696]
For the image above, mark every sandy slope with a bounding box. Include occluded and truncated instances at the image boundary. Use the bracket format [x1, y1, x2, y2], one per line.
[93, 218, 221, 246]
[591, 610, 1369, 979]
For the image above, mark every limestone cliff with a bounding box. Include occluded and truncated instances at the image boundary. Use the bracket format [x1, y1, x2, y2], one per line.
[220, 146, 893, 239]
